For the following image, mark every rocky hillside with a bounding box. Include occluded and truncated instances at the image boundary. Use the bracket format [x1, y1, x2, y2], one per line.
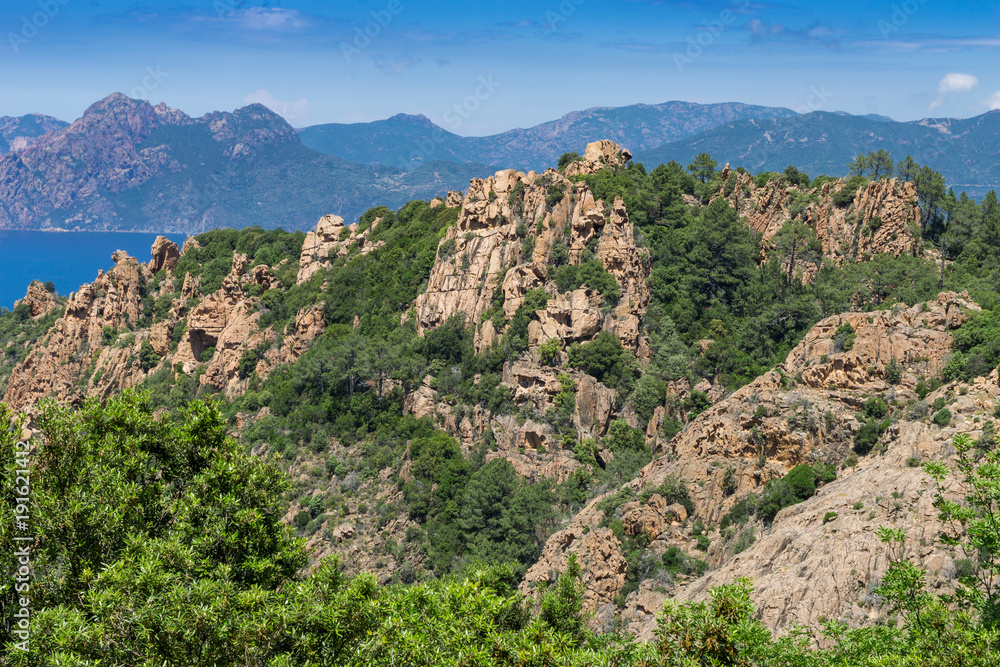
[714, 164, 922, 269]
[2, 140, 997, 638]
[0, 113, 67, 153]
[0, 93, 490, 232]
[524, 291, 998, 636]
[635, 109, 1000, 197]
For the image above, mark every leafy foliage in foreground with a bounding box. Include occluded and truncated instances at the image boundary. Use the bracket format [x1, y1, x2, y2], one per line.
[3, 398, 1000, 664]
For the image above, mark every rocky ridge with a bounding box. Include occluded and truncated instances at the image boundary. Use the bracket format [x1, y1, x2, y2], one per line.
[522, 292, 997, 637]
[2, 234, 326, 416]
[0, 113, 68, 153]
[715, 165, 922, 274]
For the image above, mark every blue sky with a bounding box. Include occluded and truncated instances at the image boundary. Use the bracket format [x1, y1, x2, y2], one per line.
[1, 0, 998, 135]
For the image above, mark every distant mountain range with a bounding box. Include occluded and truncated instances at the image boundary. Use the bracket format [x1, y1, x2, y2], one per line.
[2, 95, 997, 233]
[298, 101, 798, 172]
[0, 113, 68, 153]
[633, 110, 1000, 197]
[0, 94, 492, 232]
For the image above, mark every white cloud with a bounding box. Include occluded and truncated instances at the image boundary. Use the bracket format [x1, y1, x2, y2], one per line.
[938, 72, 979, 93]
[244, 89, 309, 122]
[988, 91, 1000, 110]
[930, 72, 979, 111]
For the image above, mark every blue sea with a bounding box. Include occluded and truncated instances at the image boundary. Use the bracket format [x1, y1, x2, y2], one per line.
[0, 231, 188, 310]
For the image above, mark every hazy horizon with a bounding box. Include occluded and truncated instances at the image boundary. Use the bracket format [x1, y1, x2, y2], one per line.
[1, 1, 997, 135]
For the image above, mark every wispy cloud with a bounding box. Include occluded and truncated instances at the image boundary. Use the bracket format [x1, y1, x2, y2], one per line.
[244, 89, 309, 121]
[373, 55, 418, 75]
[745, 18, 844, 49]
[228, 8, 309, 32]
[852, 35, 1000, 54]
[987, 91, 1000, 111]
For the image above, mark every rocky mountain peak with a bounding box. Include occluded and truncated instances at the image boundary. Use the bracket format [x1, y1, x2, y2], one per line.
[564, 140, 633, 176]
[387, 113, 438, 129]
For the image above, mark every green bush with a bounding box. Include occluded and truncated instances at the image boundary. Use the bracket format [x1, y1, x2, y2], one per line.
[732, 526, 756, 554]
[557, 152, 582, 170]
[551, 260, 621, 307]
[785, 464, 816, 500]
[721, 466, 738, 496]
[823, 511, 838, 524]
[864, 396, 889, 419]
[932, 408, 952, 427]
[566, 330, 637, 392]
[854, 419, 889, 455]
[833, 322, 856, 352]
[538, 337, 561, 367]
[138, 339, 160, 372]
[885, 357, 903, 384]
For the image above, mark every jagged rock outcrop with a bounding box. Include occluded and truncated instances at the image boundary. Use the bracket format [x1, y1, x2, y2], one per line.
[296, 214, 385, 284]
[564, 140, 633, 177]
[3, 251, 150, 412]
[414, 145, 648, 353]
[783, 292, 976, 391]
[14, 281, 59, 318]
[524, 292, 986, 634]
[410, 144, 649, 470]
[3, 233, 326, 414]
[297, 215, 347, 284]
[715, 169, 921, 276]
[149, 236, 180, 274]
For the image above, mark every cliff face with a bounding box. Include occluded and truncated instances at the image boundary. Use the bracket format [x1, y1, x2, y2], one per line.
[405, 142, 650, 481]
[715, 166, 922, 275]
[414, 143, 648, 353]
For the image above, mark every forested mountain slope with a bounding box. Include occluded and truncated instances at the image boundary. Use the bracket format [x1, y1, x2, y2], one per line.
[298, 101, 797, 171]
[635, 110, 1000, 197]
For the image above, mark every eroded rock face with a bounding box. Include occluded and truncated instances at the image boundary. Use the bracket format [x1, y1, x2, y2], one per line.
[784, 292, 976, 391]
[716, 170, 921, 277]
[527, 292, 989, 635]
[149, 236, 180, 274]
[522, 505, 629, 610]
[564, 140, 633, 177]
[296, 214, 385, 284]
[297, 214, 347, 284]
[14, 281, 59, 318]
[3, 235, 324, 413]
[414, 147, 648, 354]
[3, 251, 150, 412]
